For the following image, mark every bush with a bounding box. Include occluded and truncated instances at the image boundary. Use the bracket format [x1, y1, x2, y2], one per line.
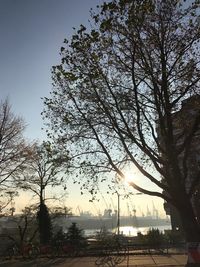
[143, 228, 166, 247]
[66, 223, 87, 248]
[51, 228, 67, 246]
[164, 230, 185, 245]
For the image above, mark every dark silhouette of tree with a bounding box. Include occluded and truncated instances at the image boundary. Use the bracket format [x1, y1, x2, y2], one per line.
[16, 206, 38, 246]
[37, 203, 52, 244]
[0, 99, 33, 194]
[17, 141, 68, 206]
[16, 141, 69, 245]
[66, 222, 86, 247]
[4, 205, 38, 247]
[43, 1, 200, 265]
[0, 190, 18, 215]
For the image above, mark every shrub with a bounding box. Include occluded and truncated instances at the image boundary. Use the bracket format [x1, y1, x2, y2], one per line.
[145, 228, 166, 247]
[66, 223, 87, 248]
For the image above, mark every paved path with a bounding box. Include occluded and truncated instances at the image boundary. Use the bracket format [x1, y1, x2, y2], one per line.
[0, 254, 188, 266]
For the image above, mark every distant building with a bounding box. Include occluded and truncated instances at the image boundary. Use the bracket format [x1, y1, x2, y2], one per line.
[160, 95, 200, 230]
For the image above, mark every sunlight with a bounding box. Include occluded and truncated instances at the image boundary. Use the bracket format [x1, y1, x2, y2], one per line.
[124, 171, 135, 186]
[122, 165, 145, 188]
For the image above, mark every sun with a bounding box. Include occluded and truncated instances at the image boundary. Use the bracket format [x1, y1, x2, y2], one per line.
[124, 172, 135, 185]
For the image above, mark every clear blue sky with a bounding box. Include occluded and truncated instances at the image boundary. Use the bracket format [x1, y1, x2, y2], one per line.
[0, 0, 101, 140]
[0, 0, 167, 218]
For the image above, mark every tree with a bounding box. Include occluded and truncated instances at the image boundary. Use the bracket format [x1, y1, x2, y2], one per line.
[4, 205, 38, 247]
[43, 1, 200, 264]
[0, 99, 33, 192]
[16, 206, 39, 246]
[17, 141, 69, 244]
[145, 228, 165, 248]
[17, 141, 68, 205]
[66, 222, 86, 248]
[37, 203, 52, 244]
[0, 190, 18, 215]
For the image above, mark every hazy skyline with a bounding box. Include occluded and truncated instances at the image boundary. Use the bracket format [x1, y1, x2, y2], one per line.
[0, 0, 167, 218]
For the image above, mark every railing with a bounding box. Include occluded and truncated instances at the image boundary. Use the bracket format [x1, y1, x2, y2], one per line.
[94, 238, 129, 267]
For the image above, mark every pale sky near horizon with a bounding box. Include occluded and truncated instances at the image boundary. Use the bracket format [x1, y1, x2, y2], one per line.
[0, 0, 167, 218]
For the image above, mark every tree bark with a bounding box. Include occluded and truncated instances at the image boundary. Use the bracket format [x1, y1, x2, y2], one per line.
[177, 199, 200, 266]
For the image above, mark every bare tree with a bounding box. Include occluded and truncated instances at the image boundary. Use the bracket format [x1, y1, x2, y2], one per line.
[43, 0, 200, 263]
[5, 205, 39, 247]
[18, 141, 68, 205]
[0, 191, 18, 215]
[0, 99, 33, 194]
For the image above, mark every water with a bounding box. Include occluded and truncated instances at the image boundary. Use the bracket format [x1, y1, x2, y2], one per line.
[84, 225, 171, 237]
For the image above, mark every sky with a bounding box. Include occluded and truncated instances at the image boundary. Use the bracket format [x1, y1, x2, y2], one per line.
[0, 0, 168, 218]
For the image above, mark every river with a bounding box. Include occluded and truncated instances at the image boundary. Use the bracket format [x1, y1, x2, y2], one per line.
[84, 224, 171, 237]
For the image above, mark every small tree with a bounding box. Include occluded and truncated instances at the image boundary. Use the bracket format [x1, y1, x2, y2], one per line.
[4, 205, 38, 247]
[66, 222, 86, 248]
[146, 228, 165, 248]
[0, 190, 18, 215]
[17, 206, 38, 246]
[16, 141, 69, 244]
[52, 228, 67, 244]
[17, 141, 68, 206]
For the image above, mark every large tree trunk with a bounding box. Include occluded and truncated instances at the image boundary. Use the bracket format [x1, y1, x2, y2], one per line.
[177, 199, 200, 266]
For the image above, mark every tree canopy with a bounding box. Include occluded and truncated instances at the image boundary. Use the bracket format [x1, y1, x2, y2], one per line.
[43, 0, 200, 243]
[17, 141, 69, 205]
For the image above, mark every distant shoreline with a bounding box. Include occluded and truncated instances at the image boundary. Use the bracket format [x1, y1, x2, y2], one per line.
[59, 215, 171, 233]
